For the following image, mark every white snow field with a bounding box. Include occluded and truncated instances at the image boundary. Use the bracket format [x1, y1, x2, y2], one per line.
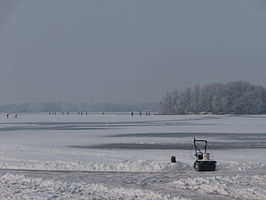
[0, 113, 266, 199]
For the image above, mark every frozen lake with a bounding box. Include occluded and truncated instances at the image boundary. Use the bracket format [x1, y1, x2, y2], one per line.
[0, 113, 265, 199]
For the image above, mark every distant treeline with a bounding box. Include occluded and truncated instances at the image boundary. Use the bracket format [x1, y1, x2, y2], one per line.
[160, 81, 266, 114]
[0, 102, 159, 113]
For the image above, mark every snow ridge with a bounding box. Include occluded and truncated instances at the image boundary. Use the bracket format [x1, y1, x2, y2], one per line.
[0, 173, 189, 200]
[172, 175, 266, 200]
[0, 160, 190, 173]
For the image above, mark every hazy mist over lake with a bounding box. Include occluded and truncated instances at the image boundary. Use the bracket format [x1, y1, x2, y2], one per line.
[0, 0, 266, 104]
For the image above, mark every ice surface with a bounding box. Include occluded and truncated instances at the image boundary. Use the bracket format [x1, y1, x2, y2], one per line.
[0, 113, 265, 199]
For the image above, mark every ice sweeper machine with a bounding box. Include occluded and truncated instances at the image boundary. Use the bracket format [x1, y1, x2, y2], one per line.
[193, 138, 216, 171]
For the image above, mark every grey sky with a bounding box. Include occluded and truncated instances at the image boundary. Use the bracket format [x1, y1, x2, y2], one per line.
[0, 0, 266, 104]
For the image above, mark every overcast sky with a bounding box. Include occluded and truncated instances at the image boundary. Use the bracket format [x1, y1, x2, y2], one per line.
[0, 0, 266, 104]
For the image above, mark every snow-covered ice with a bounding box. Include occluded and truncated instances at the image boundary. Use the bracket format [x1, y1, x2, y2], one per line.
[0, 113, 265, 199]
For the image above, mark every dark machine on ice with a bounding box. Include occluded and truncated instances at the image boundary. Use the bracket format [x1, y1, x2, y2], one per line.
[193, 138, 216, 171]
